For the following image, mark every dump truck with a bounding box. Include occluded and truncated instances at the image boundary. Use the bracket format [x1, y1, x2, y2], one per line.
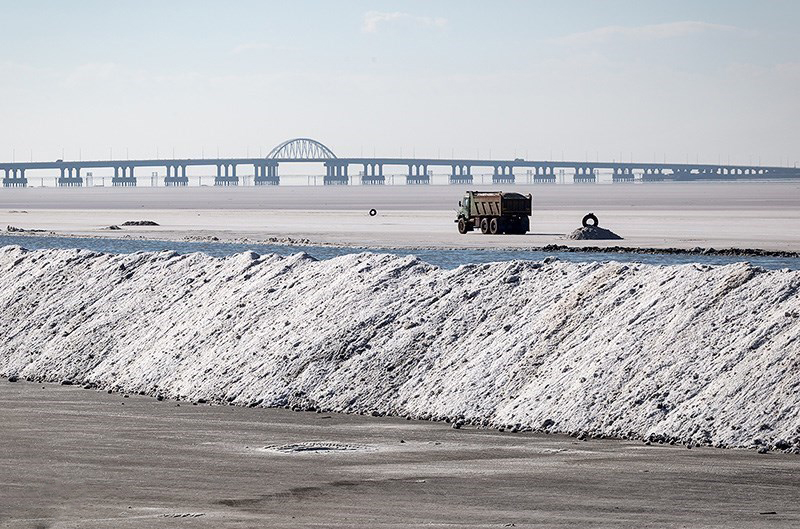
[455, 191, 532, 235]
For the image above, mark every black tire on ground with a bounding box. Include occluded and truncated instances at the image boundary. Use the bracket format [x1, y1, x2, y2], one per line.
[458, 217, 468, 234]
[480, 218, 490, 234]
[489, 217, 500, 235]
[369, 208, 377, 216]
[582, 213, 598, 227]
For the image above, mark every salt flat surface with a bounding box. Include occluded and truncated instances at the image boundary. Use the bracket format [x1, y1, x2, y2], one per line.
[3, 381, 799, 528]
[0, 380, 800, 529]
[2, 182, 799, 250]
[1, 247, 798, 452]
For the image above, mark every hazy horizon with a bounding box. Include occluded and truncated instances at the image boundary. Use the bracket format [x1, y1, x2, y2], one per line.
[1, 0, 798, 166]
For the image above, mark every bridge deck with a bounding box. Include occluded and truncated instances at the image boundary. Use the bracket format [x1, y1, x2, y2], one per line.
[0, 157, 793, 173]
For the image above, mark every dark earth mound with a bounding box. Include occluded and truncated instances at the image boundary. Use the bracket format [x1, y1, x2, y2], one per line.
[6, 225, 46, 233]
[567, 225, 623, 240]
[121, 220, 159, 226]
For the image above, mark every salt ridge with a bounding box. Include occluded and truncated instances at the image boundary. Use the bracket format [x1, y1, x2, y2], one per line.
[0, 246, 798, 451]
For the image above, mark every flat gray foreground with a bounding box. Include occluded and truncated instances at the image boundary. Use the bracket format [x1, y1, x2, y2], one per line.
[1, 382, 798, 528]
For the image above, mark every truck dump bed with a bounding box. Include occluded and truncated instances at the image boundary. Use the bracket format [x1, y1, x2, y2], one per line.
[469, 192, 531, 217]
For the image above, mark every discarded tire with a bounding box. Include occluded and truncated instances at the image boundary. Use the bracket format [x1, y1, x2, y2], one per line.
[582, 213, 599, 228]
[369, 209, 377, 217]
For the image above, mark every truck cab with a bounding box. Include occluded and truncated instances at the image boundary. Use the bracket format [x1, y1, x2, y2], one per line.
[457, 193, 472, 221]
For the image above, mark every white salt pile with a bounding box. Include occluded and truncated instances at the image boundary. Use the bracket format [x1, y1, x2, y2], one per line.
[0, 246, 798, 452]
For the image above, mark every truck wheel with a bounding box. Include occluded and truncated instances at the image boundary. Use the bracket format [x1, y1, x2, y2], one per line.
[489, 217, 500, 235]
[480, 218, 489, 234]
[506, 219, 518, 234]
[458, 218, 468, 234]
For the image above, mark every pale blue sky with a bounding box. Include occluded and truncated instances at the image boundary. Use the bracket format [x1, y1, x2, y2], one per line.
[1, 0, 798, 166]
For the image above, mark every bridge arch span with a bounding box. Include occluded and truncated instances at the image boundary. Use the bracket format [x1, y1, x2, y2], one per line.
[267, 138, 337, 160]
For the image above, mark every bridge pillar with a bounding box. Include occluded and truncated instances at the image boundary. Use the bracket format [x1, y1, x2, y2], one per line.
[323, 161, 348, 185]
[215, 163, 239, 186]
[670, 167, 695, 181]
[492, 165, 515, 184]
[362, 162, 385, 185]
[407, 164, 429, 185]
[612, 166, 634, 183]
[533, 165, 555, 183]
[57, 167, 80, 187]
[642, 168, 664, 182]
[3, 168, 28, 187]
[449, 163, 472, 185]
[574, 166, 596, 184]
[254, 162, 279, 185]
[165, 164, 188, 187]
[113, 166, 136, 187]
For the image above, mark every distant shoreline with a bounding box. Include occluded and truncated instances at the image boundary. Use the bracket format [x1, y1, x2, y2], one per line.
[3, 230, 799, 260]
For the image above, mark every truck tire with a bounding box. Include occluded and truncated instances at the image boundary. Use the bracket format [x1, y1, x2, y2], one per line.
[458, 217, 468, 234]
[582, 213, 598, 228]
[507, 218, 518, 234]
[480, 218, 490, 234]
[489, 217, 500, 235]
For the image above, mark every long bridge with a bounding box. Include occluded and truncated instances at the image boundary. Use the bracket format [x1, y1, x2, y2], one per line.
[1, 137, 797, 188]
